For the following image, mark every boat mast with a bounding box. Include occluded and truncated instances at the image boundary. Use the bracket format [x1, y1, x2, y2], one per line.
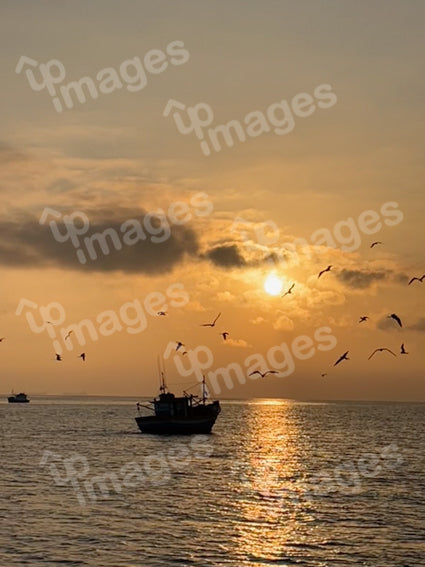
[201, 375, 208, 403]
[157, 355, 167, 395]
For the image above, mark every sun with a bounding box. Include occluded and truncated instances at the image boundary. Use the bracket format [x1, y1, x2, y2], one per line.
[264, 274, 283, 296]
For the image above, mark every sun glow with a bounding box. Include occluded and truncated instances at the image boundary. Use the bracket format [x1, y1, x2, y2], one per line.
[264, 274, 283, 296]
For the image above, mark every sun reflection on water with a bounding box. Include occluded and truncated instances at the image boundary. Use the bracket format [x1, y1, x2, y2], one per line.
[232, 402, 306, 563]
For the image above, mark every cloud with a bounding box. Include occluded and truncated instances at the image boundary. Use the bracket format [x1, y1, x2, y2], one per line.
[376, 315, 403, 332]
[250, 316, 266, 325]
[336, 269, 388, 289]
[273, 314, 295, 332]
[407, 318, 425, 332]
[225, 338, 252, 348]
[0, 210, 198, 274]
[204, 244, 247, 268]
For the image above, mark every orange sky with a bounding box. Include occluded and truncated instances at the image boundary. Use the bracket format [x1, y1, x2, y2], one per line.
[0, 1, 424, 400]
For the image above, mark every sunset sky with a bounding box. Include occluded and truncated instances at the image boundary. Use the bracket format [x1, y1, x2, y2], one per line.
[1, 0, 424, 400]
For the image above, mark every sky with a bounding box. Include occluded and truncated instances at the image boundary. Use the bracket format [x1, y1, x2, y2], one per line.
[0, 0, 424, 400]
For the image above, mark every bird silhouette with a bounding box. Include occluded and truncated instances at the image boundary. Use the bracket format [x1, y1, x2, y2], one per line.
[176, 341, 185, 351]
[78, 353, 86, 361]
[157, 311, 168, 316]
[359, 316, 369, 323]
[55, 354, 62, 361]
[201, 312, 221, 327]
[321, 372, 327, 377]
[370, 241, 383, 248]
[249, 370, 279, 378]
[0, 337, 5, 342]
[282, 283, 295, 297]
[388, 313, 402, 328]
[318, 266, 332, 279]
[65, 331, 73, 341]
[221, 332, 229, 341]
[408, 275, 425, 285]
[368, 347, 397, 360]
[334, 351, 349, 366]
[400, 344, 408, 355]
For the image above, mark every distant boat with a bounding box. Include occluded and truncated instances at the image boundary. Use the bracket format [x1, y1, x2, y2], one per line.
[8, 392, 30, 403]
[135, 368, 220, 435]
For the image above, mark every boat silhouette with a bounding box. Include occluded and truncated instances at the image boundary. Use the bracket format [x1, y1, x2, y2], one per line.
[135, 367, 220, 435]
[8, 392, 30, 403]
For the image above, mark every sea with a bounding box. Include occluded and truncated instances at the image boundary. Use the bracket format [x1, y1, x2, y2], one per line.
[1, 397, 424, 567]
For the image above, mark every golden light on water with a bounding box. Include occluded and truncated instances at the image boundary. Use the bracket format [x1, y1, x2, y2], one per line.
[264, 274, 283, 296]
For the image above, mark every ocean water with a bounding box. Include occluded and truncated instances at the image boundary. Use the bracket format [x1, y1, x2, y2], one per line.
[1, 398, 424, 567]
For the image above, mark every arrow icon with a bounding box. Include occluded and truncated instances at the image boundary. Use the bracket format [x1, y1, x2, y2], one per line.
[39, 207, 62, 225]
[163, 99, 186, 117]
[16, 298, 38, 316]
[15, 55, 39, 74]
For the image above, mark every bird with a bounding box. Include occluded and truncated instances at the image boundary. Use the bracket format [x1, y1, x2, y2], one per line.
[157, 311, 168, 316]
[318, 265, 332, 279]
[176, 341, 185, 351]
[78, 353, 86, 361]
[358, 316, 369, 323]
[400, 344, 408, 355]
[201, 312, 221, 327]
[221, 332, 229, 341]
[334, 351, 349, 366]
[321, 373, 327, 377]
[368, 347, 397, 360]
[249, 370, 279, 378]
[182, 351, 188, 356]
[388, 313, 402, 328]
[282, 283, 295, 297]
[55, 354, 62, 361]
[65, 331, 73, 341]
[408, 275, 425, 285]
[0, 337, 5, 342]
[370, 241, 383, 248]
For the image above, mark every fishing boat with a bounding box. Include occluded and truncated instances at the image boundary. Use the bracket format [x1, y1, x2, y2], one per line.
[8, 392, 30, 403]
[135, 370, 220, 435]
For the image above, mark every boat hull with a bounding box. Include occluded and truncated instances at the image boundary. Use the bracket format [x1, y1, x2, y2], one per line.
[8, 397, 29, 403]
[135, 415, 218, 435]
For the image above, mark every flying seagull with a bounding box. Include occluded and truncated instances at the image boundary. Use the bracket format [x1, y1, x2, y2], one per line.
[400, 343, 408, 355]
[318, 265, 332, 279]
[157, 311, 168, 316]
[65, 331, 73, 341]
[408, 275, 425, 285]
[370, 241, 383, 248]
[176, 341, 185, 351]
[359, 316, 369, 323]
[334, 351, 349, 366]
[282, 283, 295, 297]
[249, 370, 279, 378]
[321, 372, 327, 377]
[388, 313, 402, 328]
[55, 354, 62, 361]
[221, 332, 229, 341]
[368, 347, 397, 360]
[78, 353, 86, 361]
[201, 312, 221, 327]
